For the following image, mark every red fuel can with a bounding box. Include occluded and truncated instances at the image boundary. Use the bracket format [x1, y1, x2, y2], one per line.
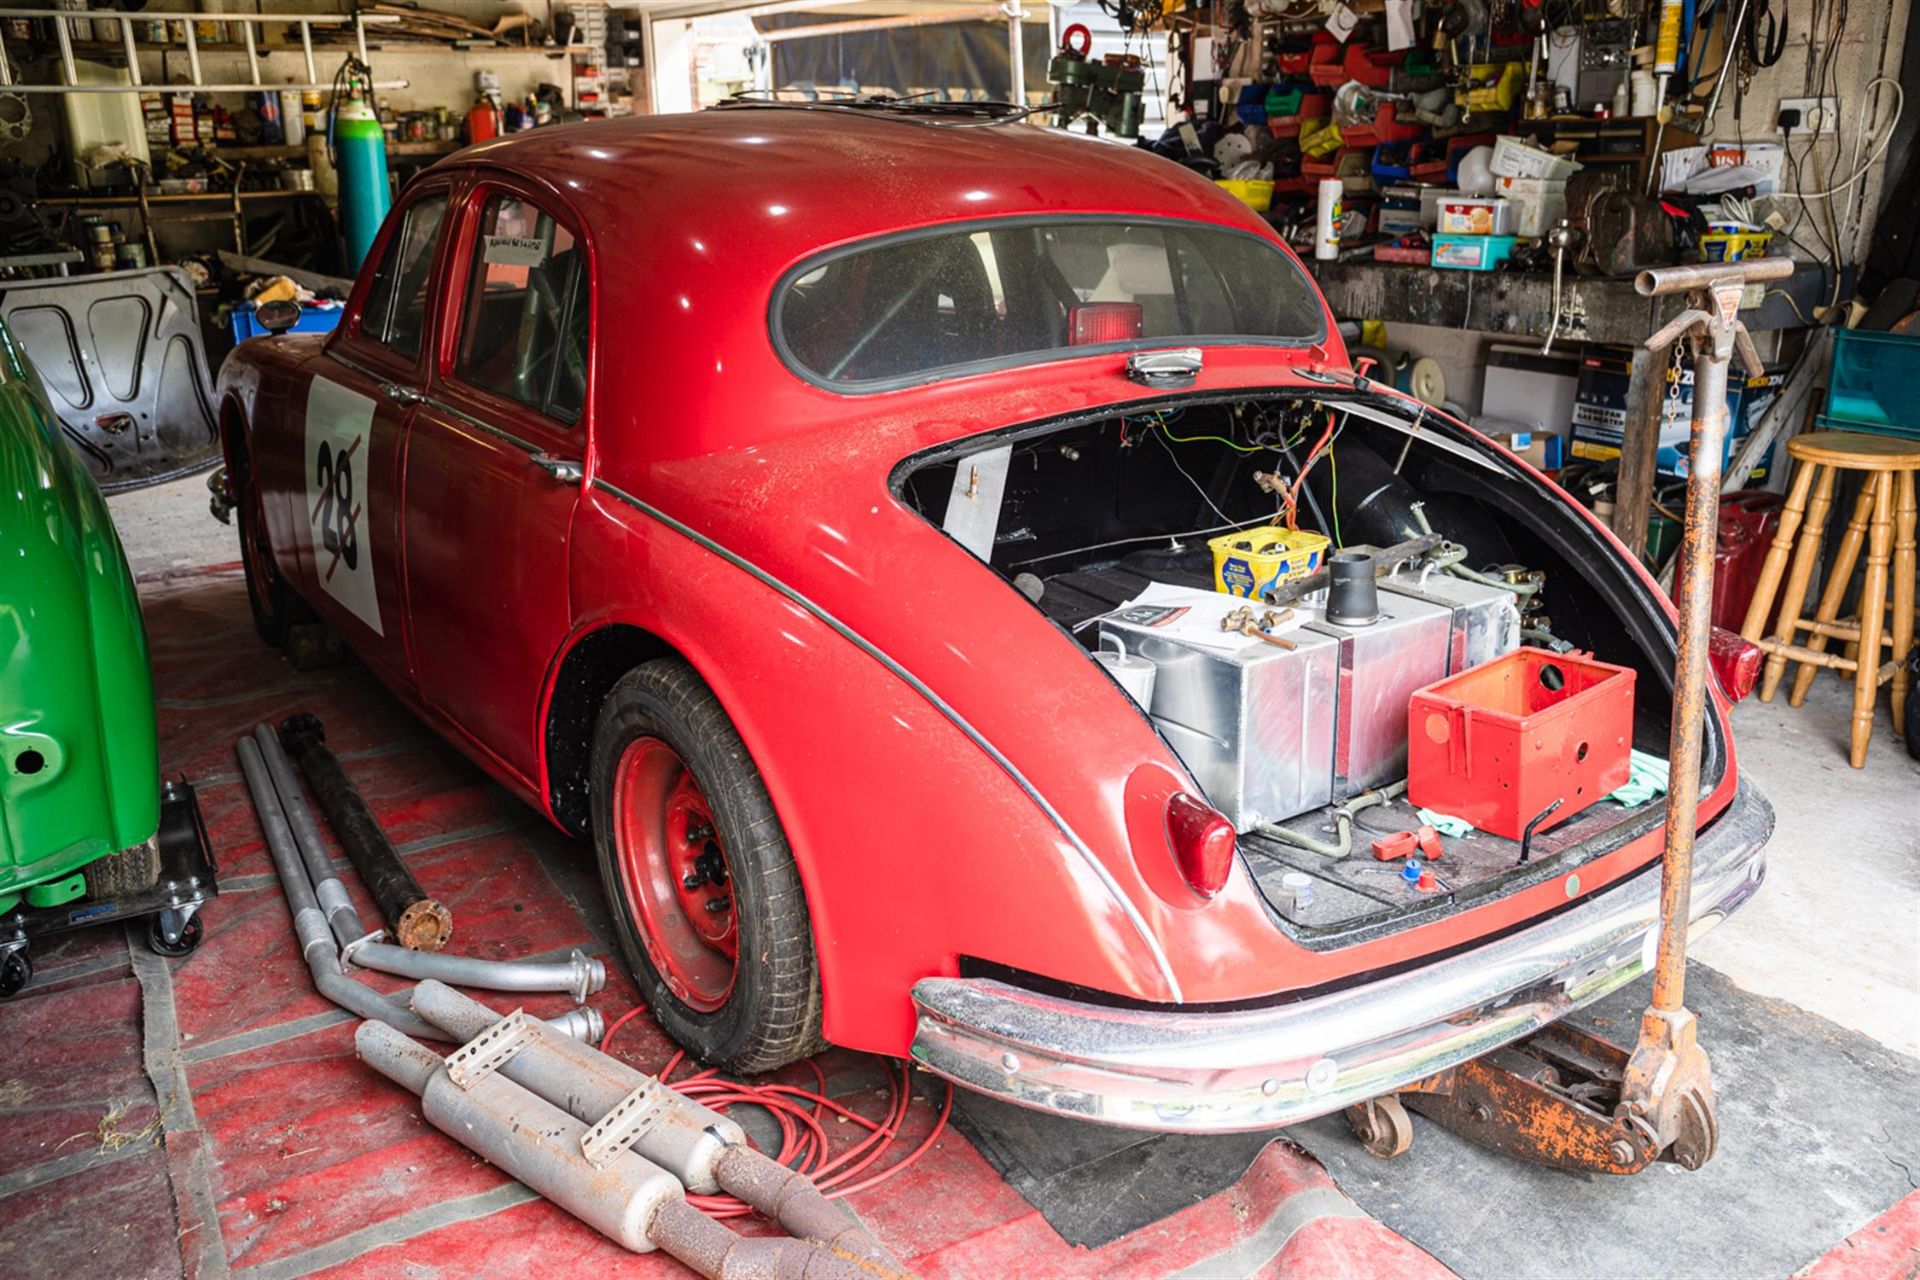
[1407, 647, 1636, 841]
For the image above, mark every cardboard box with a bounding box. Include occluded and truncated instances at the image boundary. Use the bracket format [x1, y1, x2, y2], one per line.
[1570, 346, 1745, 478]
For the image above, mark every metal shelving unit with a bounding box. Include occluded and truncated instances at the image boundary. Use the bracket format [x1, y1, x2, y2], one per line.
[0, 8, 409, 94]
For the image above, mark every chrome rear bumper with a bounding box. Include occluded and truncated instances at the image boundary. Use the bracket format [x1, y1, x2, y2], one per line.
[910, 775, 1772, 1133]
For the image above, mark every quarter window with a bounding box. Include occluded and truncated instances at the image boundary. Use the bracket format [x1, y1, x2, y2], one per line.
[454, 193, 589, 423]
[358, 193, 446, 360]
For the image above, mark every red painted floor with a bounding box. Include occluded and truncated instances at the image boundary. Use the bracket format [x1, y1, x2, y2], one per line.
[1, 568, 1914, 1279]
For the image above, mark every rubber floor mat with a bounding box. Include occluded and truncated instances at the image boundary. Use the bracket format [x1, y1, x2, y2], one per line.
[1288, 962, 1920, 1279]
[948, 1089, 1288, 1248]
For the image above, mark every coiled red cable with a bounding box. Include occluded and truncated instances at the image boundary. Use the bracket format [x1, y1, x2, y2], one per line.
[601, 1005, 953, 1219]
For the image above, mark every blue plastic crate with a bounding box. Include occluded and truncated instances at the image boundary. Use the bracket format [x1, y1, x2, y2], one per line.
[1818, 328, 1920, 440]
[229, 302, 344, 343]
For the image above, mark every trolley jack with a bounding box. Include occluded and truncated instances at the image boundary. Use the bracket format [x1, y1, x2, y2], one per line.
[1345, 257, 1793, 1175]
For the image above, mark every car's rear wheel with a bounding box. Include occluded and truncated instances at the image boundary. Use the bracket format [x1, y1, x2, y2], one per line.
[590, 659, 823, 1073]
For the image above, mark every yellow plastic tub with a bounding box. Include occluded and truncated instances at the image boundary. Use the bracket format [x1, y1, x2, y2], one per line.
[1209, 526, 1332, 598]
[1215, 178, 1275, 213]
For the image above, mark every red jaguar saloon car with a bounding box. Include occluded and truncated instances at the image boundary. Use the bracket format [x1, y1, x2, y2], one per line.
[216, 103, 1770, 1133]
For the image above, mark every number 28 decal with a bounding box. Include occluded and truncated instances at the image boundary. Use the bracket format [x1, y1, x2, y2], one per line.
[303, 379, 385, 635]
[313, 436, 360, 578]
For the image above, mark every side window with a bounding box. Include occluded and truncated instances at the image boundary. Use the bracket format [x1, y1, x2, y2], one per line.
[454, 193, 589, 424]
[357, 194, 447, 360]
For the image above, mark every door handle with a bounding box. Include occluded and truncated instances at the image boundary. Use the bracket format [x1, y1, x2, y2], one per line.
[529, 452, 584, 484]
[379, 382, 425, 405]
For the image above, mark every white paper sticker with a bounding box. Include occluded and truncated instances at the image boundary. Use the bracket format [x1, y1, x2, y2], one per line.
[483, 233, 550, 266]
[1386, 0, 1415, 50]
[1325, 3, 1360, 42]
[303, 378, 384, 636]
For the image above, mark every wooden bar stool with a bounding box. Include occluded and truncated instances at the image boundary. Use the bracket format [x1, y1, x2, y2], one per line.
[1739, 431, 1920, 767]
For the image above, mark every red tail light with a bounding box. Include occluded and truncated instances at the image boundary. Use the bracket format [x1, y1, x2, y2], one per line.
[1709, 626, 1762, 702]
[1166, 793, 1236, 898]
[1070, 302, 1144, 346]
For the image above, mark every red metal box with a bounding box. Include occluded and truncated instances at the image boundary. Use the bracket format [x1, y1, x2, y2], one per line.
[1406, 648, 1636, 840]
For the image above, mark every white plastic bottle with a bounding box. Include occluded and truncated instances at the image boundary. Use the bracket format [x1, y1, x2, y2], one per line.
[1315, 178, 1343, 260]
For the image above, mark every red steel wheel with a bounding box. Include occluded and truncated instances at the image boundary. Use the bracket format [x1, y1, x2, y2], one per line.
[611, 737, 738, 1012]
[591, 658, 823, 1072]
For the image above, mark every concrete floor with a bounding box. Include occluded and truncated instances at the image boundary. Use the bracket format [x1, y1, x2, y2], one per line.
[109, 470, 240, 581]
[108, 470, 1920, 1058]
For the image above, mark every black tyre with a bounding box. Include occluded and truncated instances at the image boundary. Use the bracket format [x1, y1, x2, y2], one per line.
[1905, 657, 1919, 761]
[84, 839, 161, 898]
[0, 949, 30, 998]
[232, 430, 304, 646]
[590, 659, 823, 1074]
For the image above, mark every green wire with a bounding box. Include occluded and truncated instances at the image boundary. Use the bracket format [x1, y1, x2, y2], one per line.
[1150, 416, 1306, 455]
[1154, 423, 1266, 454]
[1329, 446, 1343, 548]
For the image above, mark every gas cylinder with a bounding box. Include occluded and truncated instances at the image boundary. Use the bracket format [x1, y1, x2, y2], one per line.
[333, 78, 391, 274]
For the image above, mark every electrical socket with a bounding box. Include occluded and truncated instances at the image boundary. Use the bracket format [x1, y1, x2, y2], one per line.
[1778, 96, 1840, 135]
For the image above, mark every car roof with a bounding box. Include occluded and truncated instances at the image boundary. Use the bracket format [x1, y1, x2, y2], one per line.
[421, 108, 1334, 468]
[442, 107, 1269, 273]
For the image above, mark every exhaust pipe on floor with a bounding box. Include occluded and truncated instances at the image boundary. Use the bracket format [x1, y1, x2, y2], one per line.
[356, 1019, 904, 1279]
[249, 724, 606, 1003]
[279, 713, 453, 951]
[240, 737, 447, 1041]
[356, 1019, 682, 1249]
[408, 981, 903, 1274]
[237, 737, 603, 1043]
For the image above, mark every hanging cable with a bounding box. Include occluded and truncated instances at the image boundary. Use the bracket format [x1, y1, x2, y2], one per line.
[1783, 77, 1903, 202]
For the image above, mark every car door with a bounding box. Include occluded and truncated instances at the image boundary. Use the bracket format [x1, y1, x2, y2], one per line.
[296, 182, 454, 686]
[400, 178, 590, 785]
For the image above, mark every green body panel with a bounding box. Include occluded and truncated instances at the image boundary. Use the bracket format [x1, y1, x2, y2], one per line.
[0, 316, 159, 896]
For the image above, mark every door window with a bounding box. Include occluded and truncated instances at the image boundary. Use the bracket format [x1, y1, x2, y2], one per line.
[357, 193, 447, 360]
[453, 193, 589, 424]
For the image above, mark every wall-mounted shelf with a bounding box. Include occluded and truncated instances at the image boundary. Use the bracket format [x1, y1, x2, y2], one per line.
[57, 38, 588, 59]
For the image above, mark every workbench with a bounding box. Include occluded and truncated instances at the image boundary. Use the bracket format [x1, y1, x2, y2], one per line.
[1305, 258, 1839, 557]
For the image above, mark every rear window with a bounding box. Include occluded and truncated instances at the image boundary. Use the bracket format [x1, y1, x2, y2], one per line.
[774, 218, 1325, 390]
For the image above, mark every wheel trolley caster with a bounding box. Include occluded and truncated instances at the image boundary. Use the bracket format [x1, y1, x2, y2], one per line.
[0, 779, 219, 996]
[148, 907, 205, 957]
[1345, 1094, 1414, 1159]
[0, 942, 30, 999]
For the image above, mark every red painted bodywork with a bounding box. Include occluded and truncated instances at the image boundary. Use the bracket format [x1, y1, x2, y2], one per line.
[217, 109, 1739, 1057]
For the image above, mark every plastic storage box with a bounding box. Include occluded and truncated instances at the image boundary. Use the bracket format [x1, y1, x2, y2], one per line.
[1407, 647, 1635, 840]
[1491, 175, 1568, 237]
[1432, 232, 1516, 271]
[1489, 134, 1580, 181]
[1818, 328, 1920, 440]
[229, 302, 343, 342]
[1437, 196, 1514, 236]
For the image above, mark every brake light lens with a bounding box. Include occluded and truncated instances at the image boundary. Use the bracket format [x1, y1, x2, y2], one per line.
[1709, 626, 1762, 702]
[1166, 793, 1236, 898]
[1070, 302, 1144, 346]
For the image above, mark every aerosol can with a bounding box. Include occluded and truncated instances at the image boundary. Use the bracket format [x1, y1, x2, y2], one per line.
[332, 64, 390, 273]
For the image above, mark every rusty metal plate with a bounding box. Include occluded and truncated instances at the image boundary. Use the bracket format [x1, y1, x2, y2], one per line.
[0, 266, 219, 493]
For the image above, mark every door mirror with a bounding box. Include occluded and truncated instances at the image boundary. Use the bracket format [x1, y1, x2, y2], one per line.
[256, 299, 303, 335]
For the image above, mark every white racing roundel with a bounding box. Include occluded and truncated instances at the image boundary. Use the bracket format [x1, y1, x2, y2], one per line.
[302, 378, 384, 635]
